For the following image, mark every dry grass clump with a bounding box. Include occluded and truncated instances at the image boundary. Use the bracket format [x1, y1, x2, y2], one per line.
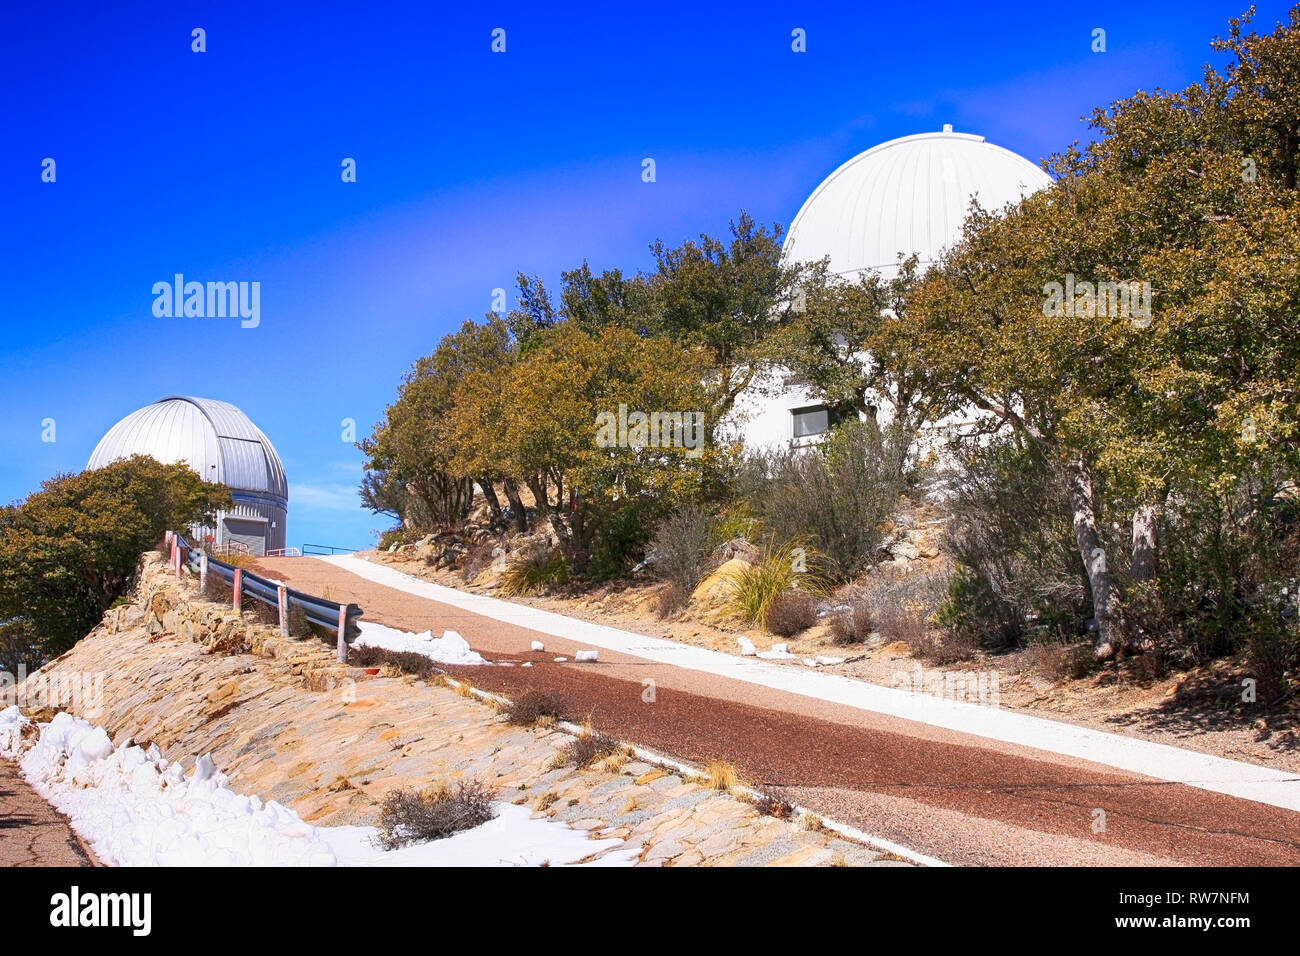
[505, 689, 567, 726]
[704, 759, 741, 791]
[1030, 640, 1097, 681]
[375, 781, 495, 849]
[724, 544, 829, 630]
[562, 729, 624, 769]
[499, 548, 569, 596]
[348, 644, 445, 680]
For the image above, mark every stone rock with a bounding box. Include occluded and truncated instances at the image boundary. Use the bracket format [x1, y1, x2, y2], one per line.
[689, 558, 752, 624]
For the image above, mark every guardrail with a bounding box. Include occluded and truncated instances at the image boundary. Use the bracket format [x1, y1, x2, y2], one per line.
[166, 531, 363, 662]
[302, 543, 358, 556]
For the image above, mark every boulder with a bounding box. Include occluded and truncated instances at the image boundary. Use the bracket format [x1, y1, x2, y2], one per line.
[689, 557, 752, 625]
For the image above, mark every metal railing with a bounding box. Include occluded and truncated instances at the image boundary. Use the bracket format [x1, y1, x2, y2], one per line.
[167, 532, 363, 661]
[302, 543, 358, 556]
[265, 547, 302, 557]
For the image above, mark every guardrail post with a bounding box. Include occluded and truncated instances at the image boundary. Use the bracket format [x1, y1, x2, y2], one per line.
[278, 586, 289, 637]
[233, 568, 242, 612]
[175, 541, 183, 579]
[199, 551, 208, 593]
[336, 604, 347, 663]
[165, 530, 173, 549]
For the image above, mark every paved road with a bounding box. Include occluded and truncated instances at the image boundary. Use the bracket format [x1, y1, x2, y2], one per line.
[261, 556, 1300, 866]
[0, 760, 96, 867]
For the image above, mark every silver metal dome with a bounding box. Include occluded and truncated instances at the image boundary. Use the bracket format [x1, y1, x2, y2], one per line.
[783, 128, 1053, 280]
[87, 395, 288, 554]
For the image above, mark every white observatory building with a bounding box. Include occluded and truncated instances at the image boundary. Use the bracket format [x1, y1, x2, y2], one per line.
[86, 395, 288, 555]
[730, 126, 1054, 451]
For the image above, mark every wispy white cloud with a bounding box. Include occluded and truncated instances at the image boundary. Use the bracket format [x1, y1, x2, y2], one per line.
[292, 482, 361, 513]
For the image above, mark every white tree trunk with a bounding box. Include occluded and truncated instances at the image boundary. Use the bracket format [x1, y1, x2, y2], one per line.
[1130, 504, 1161, 583]
[1066, 457, 1121, 658]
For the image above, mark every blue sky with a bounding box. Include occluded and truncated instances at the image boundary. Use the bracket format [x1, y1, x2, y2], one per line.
[1, 1, 1289, 548]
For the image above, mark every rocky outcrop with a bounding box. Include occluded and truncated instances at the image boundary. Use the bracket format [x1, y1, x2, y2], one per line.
[15, 551, 898, 866]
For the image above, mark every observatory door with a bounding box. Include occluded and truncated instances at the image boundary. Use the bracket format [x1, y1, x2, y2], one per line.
[222, 517, 268, 556]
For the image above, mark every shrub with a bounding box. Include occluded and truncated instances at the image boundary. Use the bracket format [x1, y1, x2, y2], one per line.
[751, 791, 793, 819]
[375, 781, 495, 850]
[654, 581, 687, 619]
[248, 598, 280, 627]
[203, 573, 233, 605]
[0, 622, 45, 674]
[938, 441, 1089, 649]
[499, 547, 569, 596]
[862, 568, 946, 647]
[563, 730, 623, 768]
[1030, 639, 1097, 682]
[646, 503, 716, 605]
[460, 538, 503, 582]
[764, 589, 819, 637]
[506, 690, 567, 725]
[711, 506, 759, 547]
[286, 602, 316, 639]
[741, 422, 907, 581]
[724, 543, 829, 630]
[0, 456, 230, 657]
[348, 644, 444, 680]
[377, 527, 420, 551]
[830, 601, 874, 646]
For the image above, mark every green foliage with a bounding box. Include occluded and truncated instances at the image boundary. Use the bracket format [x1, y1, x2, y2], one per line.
[647, 503, 717, 597]
[939, 440, 1088, 647]
[377, 527, 420, 551]
[498, 547, 570, 596]
[723, 543, 829, 630]
[906, 8, 1300, 665]
[0, 456, 231, 657]
[360, 317, 513, 530]
[740, 421, 907, 581]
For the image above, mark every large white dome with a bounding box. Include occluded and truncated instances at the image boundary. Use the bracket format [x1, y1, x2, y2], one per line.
[783, 128, 1053, 280]
[87, 395, 287, 500]
[87, 395, 289, 555]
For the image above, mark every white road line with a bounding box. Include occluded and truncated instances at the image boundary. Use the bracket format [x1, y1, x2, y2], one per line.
[322, 554, 1300, 813]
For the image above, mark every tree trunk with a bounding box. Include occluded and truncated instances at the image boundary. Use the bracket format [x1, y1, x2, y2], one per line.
[1130, 503, 1161, 583]
[502, 478, 527, 533]
[478, 479, 502, 523]
[1065, 456, 1121, 659]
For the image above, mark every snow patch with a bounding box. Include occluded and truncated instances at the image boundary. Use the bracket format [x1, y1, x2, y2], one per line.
[354, 622, 489, 666]
[0, 707, 636, 867]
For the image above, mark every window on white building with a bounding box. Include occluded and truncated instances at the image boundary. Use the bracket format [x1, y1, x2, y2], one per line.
[791, 405, 830, 440]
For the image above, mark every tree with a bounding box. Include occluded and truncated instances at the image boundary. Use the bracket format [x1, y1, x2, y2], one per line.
[558, 215, 813, 444]
[778, 255, 958, 465]
[359, 316, 515, 530]
[0, 456, 230, 658]
[908, 6, 1300, 658]
[482, 321, 714, 574]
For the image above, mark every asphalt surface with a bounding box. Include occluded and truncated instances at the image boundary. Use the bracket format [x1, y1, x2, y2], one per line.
[0, 759, 96, 867]
[259, 556, 1300, 866]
